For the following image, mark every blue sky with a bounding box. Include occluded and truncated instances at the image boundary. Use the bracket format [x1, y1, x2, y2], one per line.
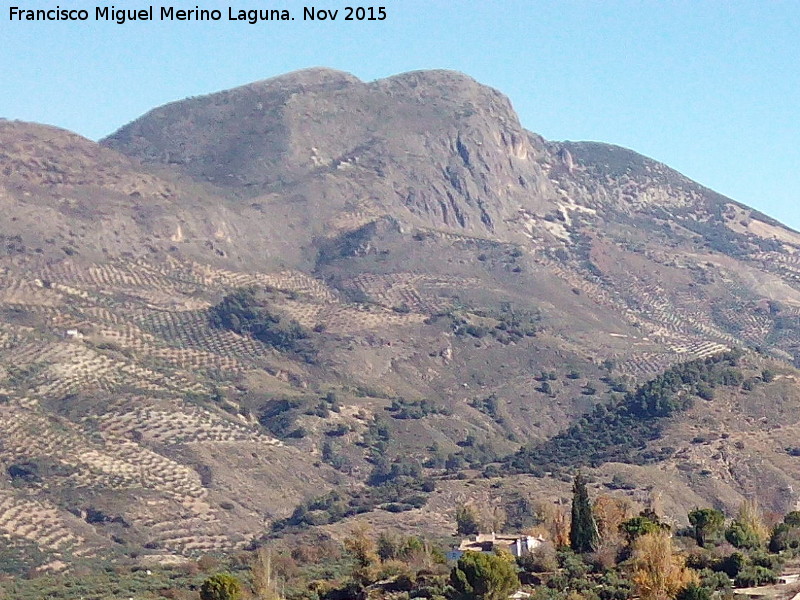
[2, 1, 798, 230]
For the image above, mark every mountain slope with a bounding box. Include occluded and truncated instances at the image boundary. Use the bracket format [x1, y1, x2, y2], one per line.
[0, 68, 798, 570]
[103, 68, 800, 369]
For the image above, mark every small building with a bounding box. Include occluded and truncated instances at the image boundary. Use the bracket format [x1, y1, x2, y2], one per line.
[447, 533, 546, 561]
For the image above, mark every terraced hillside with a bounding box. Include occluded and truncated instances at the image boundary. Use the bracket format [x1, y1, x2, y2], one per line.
[1, 68, 800, 570]
[0, 258, 336, 569]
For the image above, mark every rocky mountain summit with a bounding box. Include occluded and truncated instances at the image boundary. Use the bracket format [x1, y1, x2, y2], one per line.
[0, 68, 799, 572]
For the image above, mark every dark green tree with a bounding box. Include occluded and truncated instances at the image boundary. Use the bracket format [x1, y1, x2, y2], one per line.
[377, 531, 400, 561]
[456, 504, 481, 536]
[570, 472, 598, 553]
[620, 515, 662, 544]
[200, 573, 241, 600]
[784, 511, 800, 527]
[717, 552, 746, 578]
[770, 511, 800, 552]
[449, 551, 519, 600]
[676, 583, 712, 600]
[725, 522, 762, 549]
[734, 566, 777, 587]
[688, 507, 725, 547]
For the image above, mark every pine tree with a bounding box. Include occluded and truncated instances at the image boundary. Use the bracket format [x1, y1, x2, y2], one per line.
[449, 551, 520, 600]
[688, 508, 724, 548]
[570, 471, 599, 553]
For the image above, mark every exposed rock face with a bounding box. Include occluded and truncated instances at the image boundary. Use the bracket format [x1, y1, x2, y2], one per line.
[104, 68, 560, 243]
[104, 67, 796, 263]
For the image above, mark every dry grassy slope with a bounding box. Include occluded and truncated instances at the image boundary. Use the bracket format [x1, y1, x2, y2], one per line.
[0, 120, 229, 264]
[642, 366, 800, 516]
[0, 68, 800, 568]
[0, 244, 612, 570]
[313, 359, 800, 544]
[0, 250, 791, 571]
[0, 119, 345, 270]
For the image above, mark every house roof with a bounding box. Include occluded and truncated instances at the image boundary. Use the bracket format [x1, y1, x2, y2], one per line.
[457, 533, 545, 552]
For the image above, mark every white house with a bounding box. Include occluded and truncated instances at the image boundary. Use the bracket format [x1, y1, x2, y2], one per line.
[447, 533, 546, 561]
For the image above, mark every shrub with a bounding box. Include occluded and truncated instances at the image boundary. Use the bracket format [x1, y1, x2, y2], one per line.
[715, 552, 745, 578]
[698, 568, 731, 591]
[560, 551, 590, 579]
[750, 551, 783, 571]
[675, 583, 712, 600]
[734, 566, 776, 587]
[455, 504, 480, 536]
[725, 523, 762, 550]
[598, 570, 633, 600]
[200, 573, 241, 600]
[449, 552, 519, 600]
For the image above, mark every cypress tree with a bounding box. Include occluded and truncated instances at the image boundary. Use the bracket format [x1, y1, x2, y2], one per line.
[570, 471, 598, 553]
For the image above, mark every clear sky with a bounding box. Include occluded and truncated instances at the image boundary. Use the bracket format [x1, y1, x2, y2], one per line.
[2, 1, 798, 230]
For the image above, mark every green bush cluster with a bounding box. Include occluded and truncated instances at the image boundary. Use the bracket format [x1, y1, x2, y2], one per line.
[387, 397, 452, 420]
[258, 392, 342, 439]
[201, 572, 242, 600]
[444, 303, 540, 343]
[473, 393, 504, 424]
[209, 287, 313, 358]
[770, 511, 800, 552]
[509, 351, 748, 473]
[450, 552, 519, 600]
[272, 478, 431, 533]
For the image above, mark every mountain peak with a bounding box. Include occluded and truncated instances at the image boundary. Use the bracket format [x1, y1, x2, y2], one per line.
[374, 69, 518, 118]
[243, 66, 363, 93]
[102, 68, 537, 239]
[378, 68, 482, 89]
